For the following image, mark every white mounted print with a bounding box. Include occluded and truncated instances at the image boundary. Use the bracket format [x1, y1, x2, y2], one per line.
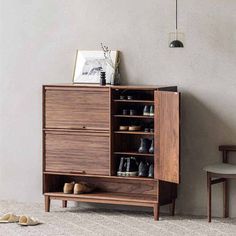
[73, 50, 119, 84]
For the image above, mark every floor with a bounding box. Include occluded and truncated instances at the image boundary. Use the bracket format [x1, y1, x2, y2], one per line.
[0, 201, 235, 236]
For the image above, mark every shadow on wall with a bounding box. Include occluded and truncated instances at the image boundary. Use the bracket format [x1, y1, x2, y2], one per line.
[178, 91, 236, 216]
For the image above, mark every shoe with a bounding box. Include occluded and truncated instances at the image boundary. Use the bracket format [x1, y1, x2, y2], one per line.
[130, 109, 137, 116]
[74, 182, 94, 194]
[127, 95, 133, 100]
[0, 213, 20, 223]
[117, 157, 126, 176]
[122, 109, 129, 115]
[120, 95, 126, 100]
[148, 164, 154, 178]
[138, 138, 149, 153]
[149, 139, 154, 154]
[138, 161, 149, 177]
[128, 125, 141, 131]
[125, 157, 138, 176]
[119, 125, 129, 131]
[63, 182, 75, 194]
[143, 105, 150, 116]
[18, 216, 41, 226]
[144, 128, 150, 132]
[150, 105, 154, 116]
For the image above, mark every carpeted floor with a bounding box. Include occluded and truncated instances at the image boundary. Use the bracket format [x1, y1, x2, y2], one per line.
[0, 201, 235, 236]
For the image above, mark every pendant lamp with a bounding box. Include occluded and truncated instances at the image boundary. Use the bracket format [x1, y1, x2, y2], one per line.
[169, 0, 184, 48]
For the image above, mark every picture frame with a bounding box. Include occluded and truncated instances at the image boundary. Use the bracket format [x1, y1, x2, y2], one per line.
[72, 50, 119, 84]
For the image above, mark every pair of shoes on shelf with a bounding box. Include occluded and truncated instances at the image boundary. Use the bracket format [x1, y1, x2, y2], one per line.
[143, 105, 154, 116]
[139, 162, 154, 178]
[0, 213, 41, 226]
[117, 157, 154, 178]
[119, 125, 141, 131]
[138, 138, 154, 154]
[122, 109, 138, 116]
[144, 128, 154, 133]
[117, 157, 138, 176]
[63, 182, 94, 194]
[120, 95, 133, 100]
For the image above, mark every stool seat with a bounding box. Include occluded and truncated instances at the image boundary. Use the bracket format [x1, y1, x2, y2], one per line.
[204, 163, 236, 175]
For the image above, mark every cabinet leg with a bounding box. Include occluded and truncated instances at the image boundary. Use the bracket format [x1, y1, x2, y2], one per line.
[170, 199, 175, 216]
[223, 180, 229, 218]
[207, 172, 211, 222]
[154, 203, 159, 221]
[62, 200, 67, 208]
[45, 196, 50, 212]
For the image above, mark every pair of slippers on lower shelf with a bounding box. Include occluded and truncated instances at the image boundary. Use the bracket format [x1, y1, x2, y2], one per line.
[0, 213, 41, 226]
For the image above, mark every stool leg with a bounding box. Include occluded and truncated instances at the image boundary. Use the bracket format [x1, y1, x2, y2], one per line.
[223, 180, 229, 218]
[207, 172, 211, 222]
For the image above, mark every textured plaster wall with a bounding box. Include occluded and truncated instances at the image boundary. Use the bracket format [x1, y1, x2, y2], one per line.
[0, 0, 236, 217]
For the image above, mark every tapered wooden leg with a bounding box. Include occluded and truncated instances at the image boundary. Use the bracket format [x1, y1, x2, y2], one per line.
[45, 196, 50, 212]
[223, 180, 229, 218]
[207, 172, 211, 222]
[154, 203, 159, 221]
[170, 199, 175, 216]
[62, 200, 67, 208]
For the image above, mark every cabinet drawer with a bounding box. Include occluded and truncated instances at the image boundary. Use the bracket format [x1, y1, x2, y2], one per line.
[44, 88, 109, 130]
[44, 131, 109, 175]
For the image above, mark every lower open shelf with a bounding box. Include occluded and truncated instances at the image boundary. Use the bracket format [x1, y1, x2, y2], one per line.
[45, 192, 157, 207]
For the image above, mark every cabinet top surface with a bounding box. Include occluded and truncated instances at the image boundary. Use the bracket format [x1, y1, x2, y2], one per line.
[43, 83, 177, 90]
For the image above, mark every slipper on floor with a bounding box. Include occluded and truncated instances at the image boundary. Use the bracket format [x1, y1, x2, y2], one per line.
[18, 215, 41, 226]
[0, 213, 20, 223]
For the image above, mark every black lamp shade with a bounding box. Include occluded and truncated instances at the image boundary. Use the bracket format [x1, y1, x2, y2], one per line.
[169, 39, 184, 48]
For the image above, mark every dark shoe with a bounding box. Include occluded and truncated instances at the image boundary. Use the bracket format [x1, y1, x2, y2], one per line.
[122, 109, 129, 115]
[143, 105, 150, 116]
[144, 128, 150, 132]
[125, 157, 138, 176]
[127, 95, 133, 100]
[120, 95, 126, 100]
[149, 139, 154, 154]
[148, 164, 154, 178]
[138, 161, 148, 177]
[138, 138, 149, 153]
[150, 105, 154, 116]
[130, 109, 137, 116]
[117, 157, 126, 176]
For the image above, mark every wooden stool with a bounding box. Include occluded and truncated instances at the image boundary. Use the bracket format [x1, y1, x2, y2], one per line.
[203, 145, 236, 222]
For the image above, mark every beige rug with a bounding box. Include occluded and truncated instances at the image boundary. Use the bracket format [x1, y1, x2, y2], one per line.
[0, 201, 235, 236]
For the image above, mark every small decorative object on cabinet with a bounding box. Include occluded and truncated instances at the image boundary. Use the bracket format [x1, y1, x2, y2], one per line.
[42, 84, 180, 220]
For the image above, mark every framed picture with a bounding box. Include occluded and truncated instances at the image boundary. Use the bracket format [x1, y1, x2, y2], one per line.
[73, 50, 119, 84]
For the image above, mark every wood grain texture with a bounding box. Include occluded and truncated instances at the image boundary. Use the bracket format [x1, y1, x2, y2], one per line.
[44, 88, 109, 130]
[44, 131, 109, 175]
[45, 192, 157, 207]
[155, 91, 180, 184]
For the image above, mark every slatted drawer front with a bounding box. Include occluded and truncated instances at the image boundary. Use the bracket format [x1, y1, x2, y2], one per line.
[44, 88, 109, 130]
[45, 132, 110, 175]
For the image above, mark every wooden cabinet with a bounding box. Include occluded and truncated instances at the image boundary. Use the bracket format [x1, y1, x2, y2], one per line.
[43, 84, 180, 221]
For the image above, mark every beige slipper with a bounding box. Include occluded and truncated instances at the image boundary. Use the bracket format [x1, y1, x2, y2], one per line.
[0, 213, 20, 223]
[18, 215, 40, 226]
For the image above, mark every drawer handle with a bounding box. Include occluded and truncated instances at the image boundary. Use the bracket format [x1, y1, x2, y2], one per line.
[70, 171, 85, 174]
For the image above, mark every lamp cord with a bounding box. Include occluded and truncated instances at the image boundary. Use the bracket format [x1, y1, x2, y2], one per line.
[176, 0, 178, 30]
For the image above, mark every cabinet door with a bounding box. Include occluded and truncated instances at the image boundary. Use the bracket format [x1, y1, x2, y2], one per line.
[44, 131, 110, 175]
[154, 91, 180, 184]
[44, 87, 109, 130]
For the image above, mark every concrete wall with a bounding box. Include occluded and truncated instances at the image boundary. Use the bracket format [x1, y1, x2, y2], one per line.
[1, 0, 236, 217]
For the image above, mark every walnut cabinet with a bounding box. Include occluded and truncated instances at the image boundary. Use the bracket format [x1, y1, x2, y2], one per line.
[42, 84, 180, 220]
